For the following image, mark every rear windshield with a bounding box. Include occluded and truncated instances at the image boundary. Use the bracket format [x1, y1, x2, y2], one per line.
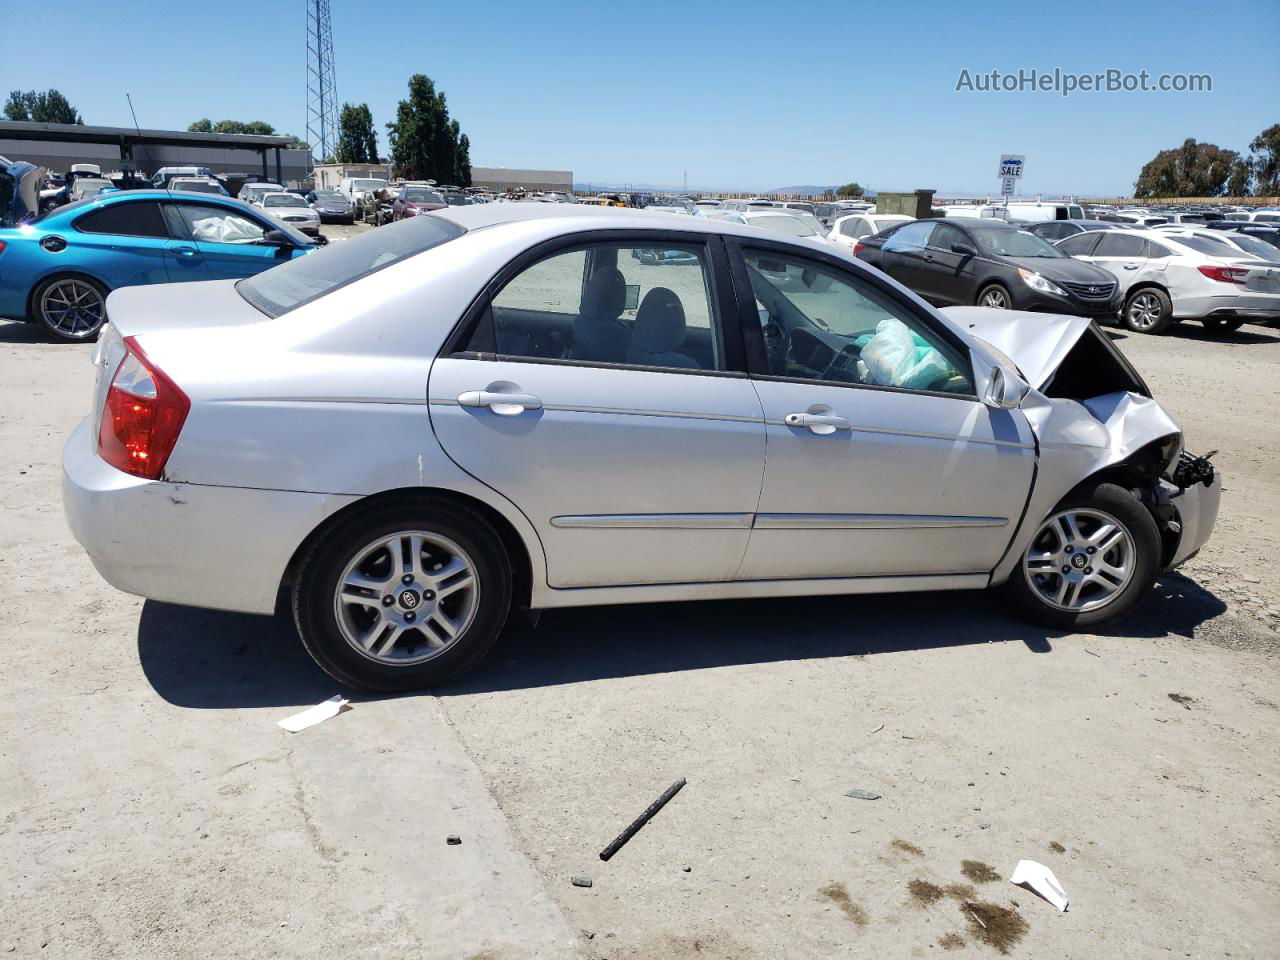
[237, 214, 465, 317]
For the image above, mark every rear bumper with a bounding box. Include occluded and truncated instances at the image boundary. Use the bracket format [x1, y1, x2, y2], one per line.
[61, 418, 358, 614]
[1173, 292, 1280, 321]
[1160, 467, 1223, 570]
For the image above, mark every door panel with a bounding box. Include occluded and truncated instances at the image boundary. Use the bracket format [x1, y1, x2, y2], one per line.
[428, 358, 765, 588]
[741, 381, 1035, 579]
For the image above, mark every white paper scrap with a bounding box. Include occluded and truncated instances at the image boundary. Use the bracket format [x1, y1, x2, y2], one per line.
[1009, 859, 1069, 912]
[278, 695, 349, 733]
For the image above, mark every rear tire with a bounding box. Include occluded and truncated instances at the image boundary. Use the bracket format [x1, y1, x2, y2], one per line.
[1122, 288, 1173, 334]
[1201, 317, 1245, 333]
[1005, 481, 1160, 631]
[293, 500, 512, 691]
[32, 274, 109, 342]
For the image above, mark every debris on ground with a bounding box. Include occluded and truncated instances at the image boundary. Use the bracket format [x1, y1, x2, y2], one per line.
[891, 839, 924, 856]
[1048, 841, 1066, 854]
[599, 777, 687, 862]
[1009, 859, 1069, 912]
[869, 723, 884, 734]
[960, 859, 1002, 883]
[817, 882, 869, 926]
[844, 788, 881, 800]
[962, 900, 1028, 954]
[446, 835, 461, 845]
[571, 876, 593, 888]
[1168, 693, 1196, 710]
[277, 695, 349, 733]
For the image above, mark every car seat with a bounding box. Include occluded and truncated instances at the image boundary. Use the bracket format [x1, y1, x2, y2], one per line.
[573, 267, 629, 362]
[626, 287, 698, 368]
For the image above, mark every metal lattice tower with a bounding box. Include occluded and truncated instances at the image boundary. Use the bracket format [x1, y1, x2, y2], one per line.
[305, 0, 338, 162]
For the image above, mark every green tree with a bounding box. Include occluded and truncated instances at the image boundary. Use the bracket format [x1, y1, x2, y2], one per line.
[4, 89, 82, 124]
[188, 118, 213, 133]
[1249, 123, 1280, 196]
[1226, 159, 1252, 197]
[336, 103, 379, 163]
[385, 74, 471, 183]
[1133, 138, 1239, 197]
[835, 182, 864, 198]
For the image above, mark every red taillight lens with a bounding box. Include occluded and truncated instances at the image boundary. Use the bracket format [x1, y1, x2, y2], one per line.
[97, 336, 189, 479]
[852, 241, 865, 255]
[1197, 265, 1248, 284]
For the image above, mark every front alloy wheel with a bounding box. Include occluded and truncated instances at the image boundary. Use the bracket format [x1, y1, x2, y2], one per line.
[978, 285, 1010, 309]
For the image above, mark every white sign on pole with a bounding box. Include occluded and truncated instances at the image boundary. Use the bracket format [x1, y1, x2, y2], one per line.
[998, 155, 1026, 178]
[1001, 177, 1016, 196]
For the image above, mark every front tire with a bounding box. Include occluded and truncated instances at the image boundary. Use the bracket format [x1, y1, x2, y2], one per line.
[1005, 481, 1160, 630]
[976, 283, 1011, 309]
[1123, 288, 1173, 334]
[32, 274, 109, 342]
[293, 501, 512, 691]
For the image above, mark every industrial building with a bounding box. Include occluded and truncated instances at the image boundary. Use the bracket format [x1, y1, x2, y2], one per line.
[471, 166, 573, 193]
[0, 120, 312, 183]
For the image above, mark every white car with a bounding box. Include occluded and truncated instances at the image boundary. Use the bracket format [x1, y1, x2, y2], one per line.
[1152, 226, 1280, 264]
[827, 213, 914, 255]
[62, 204, 1222, 691]
[256, 191, 322, 236]
[718, 209, 835, 246]
[237, 182, 284, 206]
[1056, 227, 1280, 333]
[167, 177, 227, 196]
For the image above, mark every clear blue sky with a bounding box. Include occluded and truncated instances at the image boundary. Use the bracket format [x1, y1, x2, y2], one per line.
[3, 0, 1276, 195]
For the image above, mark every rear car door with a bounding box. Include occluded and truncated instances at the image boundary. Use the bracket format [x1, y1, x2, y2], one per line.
[72, 199, 192, 284]
[428, 233, 766, 589]
[877, 221, 938, 298]
[726, 241, 1035, 581]
[163, 202, 298, 279]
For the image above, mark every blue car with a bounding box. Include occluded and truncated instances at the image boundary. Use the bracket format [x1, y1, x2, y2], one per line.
[0, 166, 315, 341]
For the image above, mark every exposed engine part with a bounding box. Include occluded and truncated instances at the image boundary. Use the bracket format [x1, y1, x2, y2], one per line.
[1171, 450, 1217, 489]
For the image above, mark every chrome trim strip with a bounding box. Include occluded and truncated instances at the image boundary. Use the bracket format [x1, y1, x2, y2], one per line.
[551, 513, 755, 530]
[752, 513, 1008, 530]
[766, 418, 1033, 450]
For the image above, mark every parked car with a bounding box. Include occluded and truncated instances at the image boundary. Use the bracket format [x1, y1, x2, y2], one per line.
[238, 181, 284, 206]
[69, 178, 115, 201]
[390, 187, 448, 220]
[257, 191, 322, 236]
[150, 166, 214, 188]
[1055, 228, 1280, 333]
[1027, 220, 1132, 242]
[167, 177, 229, 197]
[1152, 226, 1280, 264]
[0, 191, 315, 340]
[723, 209, 833, 244]
[1203, 222, 1280, 251]
[828, 213, 914, 254]
[815, 201, 872, 226]
[1, 155, 43, 226]
[338, 177, 389, 207]
[306, 189, 354, 224]
[994, 202, 1086, 223]
[60, 204, 1222, 691]
[856, 219, 1121, 318]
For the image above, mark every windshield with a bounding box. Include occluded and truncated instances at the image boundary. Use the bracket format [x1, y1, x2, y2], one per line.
[750, 213, 822, 236]
[263, 194, 307, 207]
[443, 194, 470, 205]
[404, 190, 443, 204]
[353, 179, 387, 190]
[238, 215, 465, 317]
[315, 192, 346, 203]
[971, 226, 1065, 258]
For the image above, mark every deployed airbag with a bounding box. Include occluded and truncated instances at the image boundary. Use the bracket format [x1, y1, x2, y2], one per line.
[857, 318, 952, 390]
[189, 213, 263, 244]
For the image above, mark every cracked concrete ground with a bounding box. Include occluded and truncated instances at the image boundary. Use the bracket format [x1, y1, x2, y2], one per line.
[0, 303, 1276, 958]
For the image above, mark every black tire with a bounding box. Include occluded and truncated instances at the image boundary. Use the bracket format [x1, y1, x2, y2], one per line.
[1201, 317, 1245, 333]
[31, 274, 109, 342]
[293, 499, 512, 691]
[1004, 481, 1160, 631]
[1122, 288, 1173, 334]
[976, 283, 1011, 309]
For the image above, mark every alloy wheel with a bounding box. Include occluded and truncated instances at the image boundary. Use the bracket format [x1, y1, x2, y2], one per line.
[39, 279, 105, 339]
[1127, 293, 1162, 331]
[1022, 508, 1135, 612]
[980, 287, 1009, 308]
[332, 530, 479, 665]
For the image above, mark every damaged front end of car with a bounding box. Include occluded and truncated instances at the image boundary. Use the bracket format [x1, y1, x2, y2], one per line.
[947, 307, 1222, 584]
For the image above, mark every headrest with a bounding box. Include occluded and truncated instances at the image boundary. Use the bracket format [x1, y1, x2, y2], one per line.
[581, 267, 626, 320]
[632, 287, 686, 353]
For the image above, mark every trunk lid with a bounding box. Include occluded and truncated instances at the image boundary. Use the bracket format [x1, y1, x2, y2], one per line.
[0, 155, 46, 226]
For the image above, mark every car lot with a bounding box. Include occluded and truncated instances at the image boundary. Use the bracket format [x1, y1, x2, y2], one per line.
[0, 261, 1277, 959]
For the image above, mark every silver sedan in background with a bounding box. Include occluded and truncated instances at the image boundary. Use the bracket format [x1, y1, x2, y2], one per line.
[63, 205, 1221, 690]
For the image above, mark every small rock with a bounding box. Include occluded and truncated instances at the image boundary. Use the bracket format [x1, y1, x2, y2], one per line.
[683, 865, 692, 872]
[446, 835, 461, 845]
[571, 875, 593, 888]
[844, 788, 881, 800]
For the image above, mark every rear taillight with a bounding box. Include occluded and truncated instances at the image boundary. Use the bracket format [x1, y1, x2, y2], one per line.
[852, 241, 865, 255]
[1198, 265, 1249, 284]
[97, 336, 189, 479]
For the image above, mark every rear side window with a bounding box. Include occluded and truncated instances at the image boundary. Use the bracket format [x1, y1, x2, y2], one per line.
[1094, 234, 1148, 257]
[238, 214, 465, 317]
[75, 201, 169, 238]
[1057, 232, 1102, 256]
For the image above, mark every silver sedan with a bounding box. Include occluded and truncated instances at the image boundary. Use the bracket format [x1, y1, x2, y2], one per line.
[63, 204, 1222, 690]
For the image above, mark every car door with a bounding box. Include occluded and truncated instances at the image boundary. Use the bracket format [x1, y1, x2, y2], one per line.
[877, 221, 939, 298]
[726, 241, 1036, 581]
[917, 222, 974, 306]
[163, 201, 300, 279]
[1082, 232, 1151, 295]
[71, 198, 197, 285]
[428, 234, 767, 589]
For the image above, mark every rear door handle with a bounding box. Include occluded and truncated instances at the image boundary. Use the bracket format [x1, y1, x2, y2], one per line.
[1122, 264, 1140, 270]
[457, 390, 543, 415]
[784, 412, 851, 435]
[923, 254, 935, 263]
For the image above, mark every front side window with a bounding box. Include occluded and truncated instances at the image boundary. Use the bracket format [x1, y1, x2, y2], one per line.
[167, 204, 268, 244]
[928, 223, 968, 250]
[461, 242, 722, 371]
[838, 218, 862, 238]
[75, 200, 169, 238]
[742, 248, 972, 395]
[881, 221, 935, 252]
[1058, 232, 1102, 256]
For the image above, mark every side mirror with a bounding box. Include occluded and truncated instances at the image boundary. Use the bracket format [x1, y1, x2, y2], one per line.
[982, 364, 1030, 410]
[951, 242, 977, 256]
[262, 229, 294, 247]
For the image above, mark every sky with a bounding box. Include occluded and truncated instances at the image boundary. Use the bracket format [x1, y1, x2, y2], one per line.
[3, 0, 1277, 196]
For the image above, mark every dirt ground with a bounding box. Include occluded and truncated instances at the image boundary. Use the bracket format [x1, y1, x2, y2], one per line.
[0, 272, 1277, 958]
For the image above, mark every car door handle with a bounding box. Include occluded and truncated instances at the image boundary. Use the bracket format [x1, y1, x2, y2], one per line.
[175, 245, 198, 258]
[923, 254, 935, 262]
[784, 412, 851, 435]
[1122, 264, 1140, 270]
[457, 390, 543, 415]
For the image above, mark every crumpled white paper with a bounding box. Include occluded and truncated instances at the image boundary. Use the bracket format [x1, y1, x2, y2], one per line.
[1010, 859, 1069, 912]
[278, 695, 349, 733]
